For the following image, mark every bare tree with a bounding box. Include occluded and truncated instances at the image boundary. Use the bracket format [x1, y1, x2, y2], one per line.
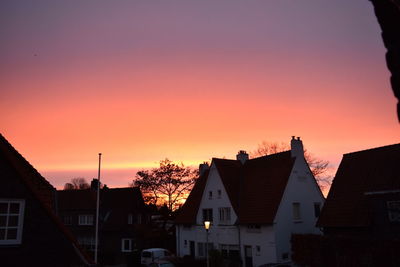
[131, 159, 198, 212]
[250, 141, 331, 189]
[63, 177, 90, 190]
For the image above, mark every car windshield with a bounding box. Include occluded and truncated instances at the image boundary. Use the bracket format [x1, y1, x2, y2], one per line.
[142, 251, 152, 258]
[160, 263, 175, 267]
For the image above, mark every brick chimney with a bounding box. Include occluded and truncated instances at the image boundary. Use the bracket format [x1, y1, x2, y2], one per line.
[290, 136, 304, 158]
[91, 178, 99, 190]
[199, 162, 210, 176]
[236, 150, 249, 164]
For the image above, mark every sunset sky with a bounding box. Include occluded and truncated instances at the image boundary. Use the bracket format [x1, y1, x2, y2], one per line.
[1, 0, 398, 189]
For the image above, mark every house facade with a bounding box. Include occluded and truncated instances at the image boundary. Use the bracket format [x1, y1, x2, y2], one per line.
[57, 184, 149, 266]
[307, 143, 400, 266]
[0, 134, 93, 267]
[175, 137, 324, 266]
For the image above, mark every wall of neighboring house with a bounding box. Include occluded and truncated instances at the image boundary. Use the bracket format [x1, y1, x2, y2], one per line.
[239, 224, 277, 266]
[0, 155, 86, 266]
[273, 154, 325, 263]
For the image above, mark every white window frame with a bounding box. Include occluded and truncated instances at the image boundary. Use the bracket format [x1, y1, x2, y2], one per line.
[121, 238, 133, 252]
[0, 199, 25, 245]
[218, 207, 231, 224]
[78, 214, 94, 225]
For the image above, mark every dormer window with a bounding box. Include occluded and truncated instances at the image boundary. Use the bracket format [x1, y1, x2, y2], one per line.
[208, 191, 213, 199]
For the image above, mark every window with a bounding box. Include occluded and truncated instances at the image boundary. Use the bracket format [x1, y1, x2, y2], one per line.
[220, 244, 239, 259]
[0, 199, 25, 245]
[198, 242, 205, 257]
[184, 240, 188, 247]
[198, 242, 213, 257]
[121, 238, 133, 252]
[282, 252, 289, 260]
[387, 201, 400, 222]
[78, 236, 95, 251]
[136, 213, 142, 224]
[217, 190, 222, 199]
[256, 245, 261, 256]
[128, 213, 133, 224]
[63, 215, 73, 225]
[246, 224, 261, 233]
[219, 207, 231, 224]
[78, 214, 94, 225]
[292, 202, 301, 221]
[208, 191, 213, 199]
[314, 203, 321, 218]
[202, 208, 213, 222]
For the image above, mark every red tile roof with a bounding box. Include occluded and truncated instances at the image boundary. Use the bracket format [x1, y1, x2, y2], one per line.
[175, 151, 296, 224]
[0, 133, 94, 265]
[317, 143, 400, 228]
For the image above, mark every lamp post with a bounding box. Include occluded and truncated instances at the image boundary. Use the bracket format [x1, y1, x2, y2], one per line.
[204, 221, 210, 267]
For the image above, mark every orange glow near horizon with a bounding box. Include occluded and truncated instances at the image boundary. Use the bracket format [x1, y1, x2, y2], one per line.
[1, 1, 399, 190]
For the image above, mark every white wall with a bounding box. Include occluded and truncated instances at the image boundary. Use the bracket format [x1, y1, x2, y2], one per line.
[177, 163, 240, 257]
[273, 156, 325, 263]
[239, 225, 277, 266]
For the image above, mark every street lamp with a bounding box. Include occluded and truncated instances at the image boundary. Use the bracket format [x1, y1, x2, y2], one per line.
[204, 221, 210, 267]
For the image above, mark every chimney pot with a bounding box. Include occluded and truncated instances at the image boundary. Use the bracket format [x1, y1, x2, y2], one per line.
[236, 150, 249, 164]
[199, 162, 210, 176]
[291, 136, 304, 158]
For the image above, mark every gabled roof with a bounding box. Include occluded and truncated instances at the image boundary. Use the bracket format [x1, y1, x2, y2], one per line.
[57, 186, 145, 230]
[0, 133, 94, 265]
[317, 143, 400, 228]
[175, 151, 296, 224]
[175, 170, 209, 224]
[0, 134, 55, 208]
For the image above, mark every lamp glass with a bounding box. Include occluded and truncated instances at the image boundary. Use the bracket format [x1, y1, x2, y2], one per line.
[204, 220, 210, 230]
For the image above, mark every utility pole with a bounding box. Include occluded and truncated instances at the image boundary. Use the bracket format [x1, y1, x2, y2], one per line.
[94, 153, 102, 264]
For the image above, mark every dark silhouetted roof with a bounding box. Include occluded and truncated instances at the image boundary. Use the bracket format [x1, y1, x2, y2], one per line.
[317, 143, 400, 228]
[0, 133, 93, 265]
[176, 151, 296, 224]
[57, 186, 145, 230]
[175, 170, 209, 224]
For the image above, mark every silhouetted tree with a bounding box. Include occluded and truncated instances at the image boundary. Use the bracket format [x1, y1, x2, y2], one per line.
[132, 159, 198, 212]
[63, 177, 90, 190]
[250, 141, 331, 189]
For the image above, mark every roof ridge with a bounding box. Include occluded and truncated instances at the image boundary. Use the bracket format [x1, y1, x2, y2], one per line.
[0, 133, 54, 189]
[344, 143, 400, 156]
[248, 150, 291, 161]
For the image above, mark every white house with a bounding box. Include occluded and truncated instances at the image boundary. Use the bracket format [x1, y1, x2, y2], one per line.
[175, 137, 324, 267]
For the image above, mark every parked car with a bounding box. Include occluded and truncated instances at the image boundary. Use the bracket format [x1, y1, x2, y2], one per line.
[141, 248, 172, 266]
[148, 259, 176, 267]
